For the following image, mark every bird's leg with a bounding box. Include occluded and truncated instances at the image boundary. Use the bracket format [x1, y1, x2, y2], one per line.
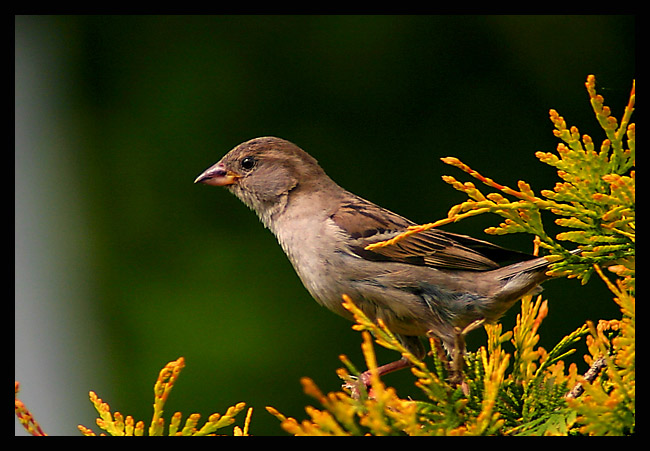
[360, 357, 412, 387]
[449, 319, 485, 391]
[344, 357, 412, 399]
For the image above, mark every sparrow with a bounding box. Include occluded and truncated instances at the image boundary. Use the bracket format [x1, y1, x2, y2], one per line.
[195, 137, 565, 383]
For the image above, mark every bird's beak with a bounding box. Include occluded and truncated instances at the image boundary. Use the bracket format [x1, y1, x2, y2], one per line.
[194, 162, 241, 186]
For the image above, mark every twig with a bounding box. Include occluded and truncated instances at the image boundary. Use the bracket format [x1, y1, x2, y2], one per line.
[565, 356, 607, 399]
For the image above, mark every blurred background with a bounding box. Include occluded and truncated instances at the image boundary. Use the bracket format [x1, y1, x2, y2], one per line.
[16, 15, 634, 435]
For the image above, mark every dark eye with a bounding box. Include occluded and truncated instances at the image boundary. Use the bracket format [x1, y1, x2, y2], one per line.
[240, 156, 256, 171]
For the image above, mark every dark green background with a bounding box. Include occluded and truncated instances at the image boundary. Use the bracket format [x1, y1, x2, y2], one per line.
[16, 15, 634, 435]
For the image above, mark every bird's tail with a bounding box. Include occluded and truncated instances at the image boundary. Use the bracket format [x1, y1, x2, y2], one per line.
[495, 248, 581, 281]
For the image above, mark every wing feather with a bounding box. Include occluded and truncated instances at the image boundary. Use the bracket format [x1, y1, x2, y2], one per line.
[331, 195, 533, 271]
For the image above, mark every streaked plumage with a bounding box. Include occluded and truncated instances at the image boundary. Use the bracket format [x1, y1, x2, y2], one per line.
[195, 137, 564, 379]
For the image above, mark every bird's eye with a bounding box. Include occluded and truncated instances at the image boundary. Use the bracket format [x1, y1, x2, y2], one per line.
[240, 156, 256, 171]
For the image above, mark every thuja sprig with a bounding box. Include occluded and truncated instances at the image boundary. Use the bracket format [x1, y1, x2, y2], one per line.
[366, 75, 635, 285]
[566, 265, 635, 435]
[15, 382, 47, 436]
[77, 357, 250, 436]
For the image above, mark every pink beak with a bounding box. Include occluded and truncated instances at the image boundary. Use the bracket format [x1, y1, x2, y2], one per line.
[194, 162, 241, 186]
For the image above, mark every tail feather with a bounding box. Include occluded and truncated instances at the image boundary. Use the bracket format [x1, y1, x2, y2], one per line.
[495, 248, 581, 281]
[488, 249, 581, 306]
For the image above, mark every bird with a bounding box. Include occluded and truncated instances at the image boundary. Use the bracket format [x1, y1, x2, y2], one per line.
[194, 136, 567, 385]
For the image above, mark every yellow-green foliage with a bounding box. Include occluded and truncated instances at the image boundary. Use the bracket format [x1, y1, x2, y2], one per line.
[268, 275, 633, 435]
[16, 357, 252, 436]
[569, 266, 635, 435]
[75, 357, 251, 436]
[266, 296, 572, 435]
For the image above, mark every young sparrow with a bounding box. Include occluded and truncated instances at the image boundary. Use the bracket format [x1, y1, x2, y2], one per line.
[195, 137, 563, 382]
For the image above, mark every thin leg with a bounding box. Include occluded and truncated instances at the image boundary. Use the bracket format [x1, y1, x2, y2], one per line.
[359, 357, 412, 387]
[450, 319, 485, 389]
[344, 357, 412, 399]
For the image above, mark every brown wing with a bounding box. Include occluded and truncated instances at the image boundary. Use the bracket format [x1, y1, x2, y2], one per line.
[331, 195, 533, 271]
